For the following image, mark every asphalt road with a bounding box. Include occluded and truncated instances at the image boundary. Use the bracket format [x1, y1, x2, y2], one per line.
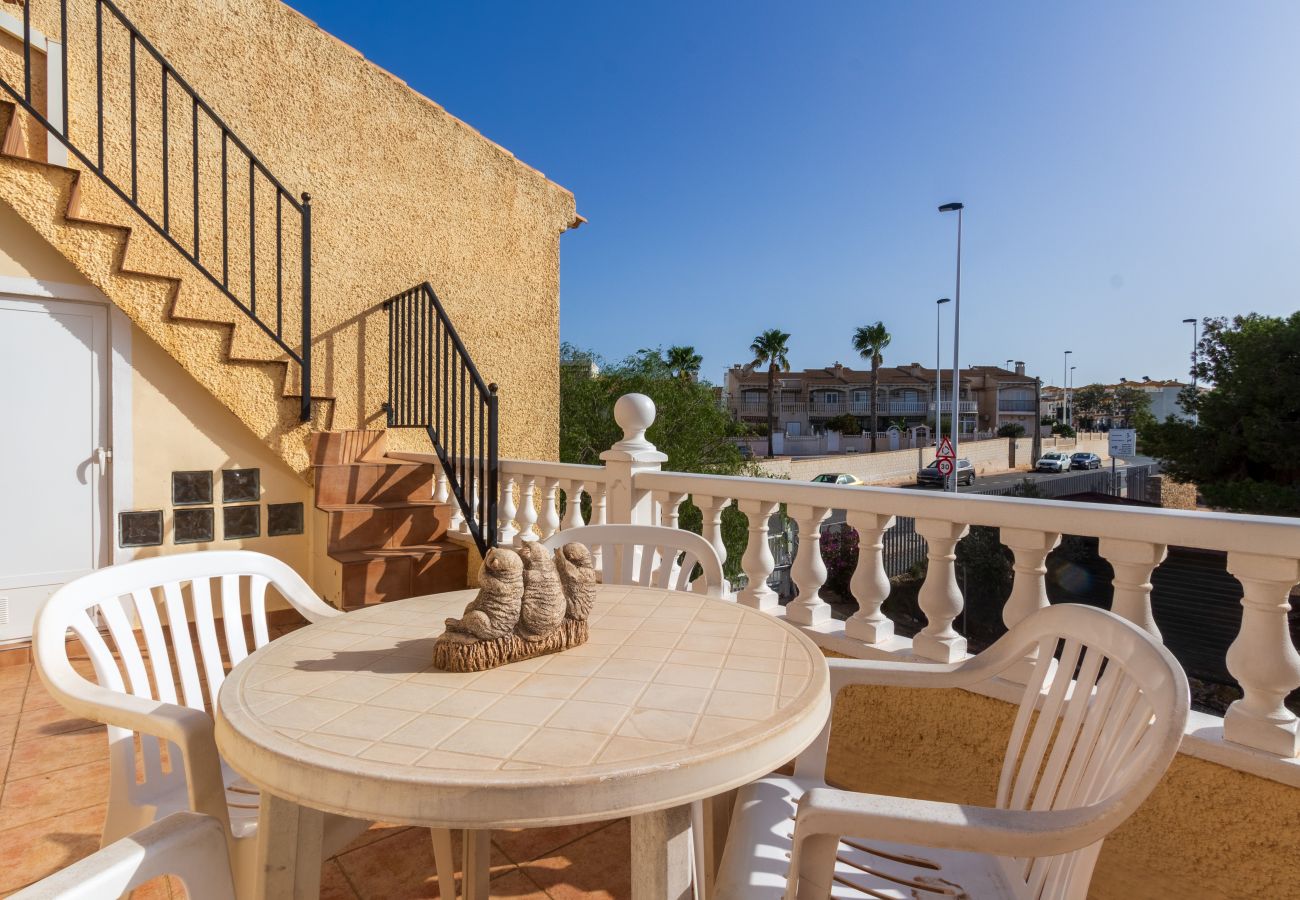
[900, 455, 1157, 494]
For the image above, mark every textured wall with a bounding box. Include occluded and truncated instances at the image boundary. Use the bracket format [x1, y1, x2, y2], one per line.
[13, 0, 576, 467]
[822, 665, 1300, 899]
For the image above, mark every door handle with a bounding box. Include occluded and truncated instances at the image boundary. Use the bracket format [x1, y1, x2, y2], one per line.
[92, 447, 113, 469]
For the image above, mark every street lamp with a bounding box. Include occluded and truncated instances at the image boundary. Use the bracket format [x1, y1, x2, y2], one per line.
[939, 202, 963, 492]
[1182, 317, 1199, 424]
[1063, 350, 1072, 426]
[935, 298, 951, 451]
[1069, 365, 1077, 430]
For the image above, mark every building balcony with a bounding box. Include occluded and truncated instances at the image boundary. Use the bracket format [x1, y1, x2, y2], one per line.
[931, 399, 978, 413]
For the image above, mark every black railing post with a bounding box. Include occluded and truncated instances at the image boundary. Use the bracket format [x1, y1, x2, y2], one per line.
[487, 383, 499, 547]
[299, 192, 312, 422]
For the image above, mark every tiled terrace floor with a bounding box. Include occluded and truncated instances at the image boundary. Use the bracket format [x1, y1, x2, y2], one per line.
[0, 657, 634, 898]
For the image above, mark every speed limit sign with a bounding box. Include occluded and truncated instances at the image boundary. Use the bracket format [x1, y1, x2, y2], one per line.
[936, 458, 954, 477]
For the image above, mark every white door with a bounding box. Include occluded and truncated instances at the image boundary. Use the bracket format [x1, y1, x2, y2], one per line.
[0, 296, 110, 642]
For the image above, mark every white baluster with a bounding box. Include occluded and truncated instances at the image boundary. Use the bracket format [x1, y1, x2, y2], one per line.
[1224, 553, 1300, 757]
[656, 491, 688, 529]
[786, 504, 831, 626]
[737, 499, 780, 611]
[844, 512, 895, 643]
[694, 495, 732, 574]
[497, 474, 518, 546]
[1098, 538, 1166, 638]
[913, 518, 970, 662]
[1001, 527, 1061, 682]
[517, 476, 539, 542]
[433, 468, 450, 505]
[538, 477, 561, 540]
[562, 480, 587, 530]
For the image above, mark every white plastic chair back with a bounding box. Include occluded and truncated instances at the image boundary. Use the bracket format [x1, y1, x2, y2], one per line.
[10, 812, 235, 900]
[541, 524, 727, 597]
[990, 605, 1187, 897]
[33, 551, 338, 841]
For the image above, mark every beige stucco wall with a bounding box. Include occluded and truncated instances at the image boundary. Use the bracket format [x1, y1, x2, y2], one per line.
[7, 0, 574, 473]
[823, 668, 1300, 898]
[0, 200, 82, 281]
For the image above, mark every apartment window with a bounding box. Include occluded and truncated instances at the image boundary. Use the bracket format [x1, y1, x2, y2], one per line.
[852, 390, 869, 403]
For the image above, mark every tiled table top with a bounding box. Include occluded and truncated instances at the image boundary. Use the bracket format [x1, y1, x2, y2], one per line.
[216, 584, 830, 828]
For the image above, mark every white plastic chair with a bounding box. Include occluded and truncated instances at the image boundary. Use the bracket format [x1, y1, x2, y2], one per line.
[540, 523, 727, 597]
[32, 551, 378, 898]
[10, 812, 235, 900]
[714, 603, 1190, 900]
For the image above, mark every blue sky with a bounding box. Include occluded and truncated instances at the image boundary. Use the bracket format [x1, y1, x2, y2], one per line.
[289, 1, 1299, 388]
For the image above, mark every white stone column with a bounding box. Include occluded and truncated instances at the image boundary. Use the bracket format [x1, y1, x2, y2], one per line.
[737, 499, 780, 611]
[599, 394, 667, 526]
[913, 518, 970, 662]
[655, 490, 688, 530]
[538, 477, 561, 540]
[844, 512, 895, 643]
[561, 480, 587, 530]
[694, 495, 731, 573]
[1098, 538, 1167, 638]
[516, 476, 539, 542]
[497, 473, 518, 546]
[1001, 527, 1061, 682]
[1224, 552, 1300, 757]
[786, 504, 831, 626]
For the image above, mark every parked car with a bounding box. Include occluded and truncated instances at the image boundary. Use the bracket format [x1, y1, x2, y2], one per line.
[1070, 452, 1102, 470]
[916, 458, 975, 487]
[1036, 451, 1072, 473]
[811, 473, 865, 486]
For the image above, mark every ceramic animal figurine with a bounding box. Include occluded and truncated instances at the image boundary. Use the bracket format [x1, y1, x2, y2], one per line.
[443, 547, 524, 640]
[555, 542, 598, 621]
[516, 540, 567, 641]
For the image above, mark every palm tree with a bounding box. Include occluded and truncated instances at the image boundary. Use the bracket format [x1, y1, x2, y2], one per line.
[749, 329, 791, 458]
[852, 322, 892, 452]
[666, 345, 703, 381]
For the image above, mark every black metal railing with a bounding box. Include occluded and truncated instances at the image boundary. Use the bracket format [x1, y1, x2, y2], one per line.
[384, 283, 498, 554]
[0, 0, 312, 419]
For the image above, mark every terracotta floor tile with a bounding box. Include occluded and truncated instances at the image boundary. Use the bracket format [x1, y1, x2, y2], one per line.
[14, 702, 99, 743]
[480, 868, 551, 899]
[126, 875, 174, 899]
[0, 802, 105, 893]
[0, 759, 110, 831]
[321, 858, 361, 900]
[0, 713, 18, 747]
[516, 819, 632, 900]
[20, 680, 66, 712]
[0, 667, 29, 691]
[6, 725, 107, 782]
[336, 824, 515, 899]
[0, 685, 26, 717]
[493, 820, 618, 866]
[335, 820, 414, 855]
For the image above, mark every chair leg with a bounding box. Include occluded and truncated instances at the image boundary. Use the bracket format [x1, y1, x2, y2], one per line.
[691, 800, 708, 900]
[430, 828, 457, 899]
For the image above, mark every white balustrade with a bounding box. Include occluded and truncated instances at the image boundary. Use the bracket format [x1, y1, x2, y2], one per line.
[497, 473, 519, 546]
[1097, 538, 1167, 638]
[913, 518, 970, 662]
[786, 504, 831, 626]
[844, 512, 895, 643]
[655, 490, 688, 530]
[562, 480, 587, 530]
[693, 495, 732, 577]
[1224, 553, 1300, 757]
[538, 477, 561, 540]
[1000, 527, 1061, 682]
[515, 476, 539, 542]
[736, 499, 780, 611]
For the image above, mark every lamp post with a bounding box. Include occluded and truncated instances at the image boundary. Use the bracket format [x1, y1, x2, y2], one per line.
[1182, 317, 1199, 424]
[1062, 350, 1072, 425]
[939, 202, 963, 492]
[1069, 365, 1077, 430]
[936, 298, 951, 451]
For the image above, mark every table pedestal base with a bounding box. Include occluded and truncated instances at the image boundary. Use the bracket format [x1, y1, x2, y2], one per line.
[631, 804, 694, 900]
[256, 794, 324, 900]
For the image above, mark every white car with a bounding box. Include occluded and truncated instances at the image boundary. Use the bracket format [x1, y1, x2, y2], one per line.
[1035, 451, 1072, 473]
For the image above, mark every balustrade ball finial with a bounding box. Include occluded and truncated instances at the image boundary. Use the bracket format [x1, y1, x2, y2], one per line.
[612, 393, 657, 452]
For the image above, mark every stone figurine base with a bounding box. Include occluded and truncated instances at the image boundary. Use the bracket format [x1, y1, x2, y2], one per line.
[433, 618, 590, 673]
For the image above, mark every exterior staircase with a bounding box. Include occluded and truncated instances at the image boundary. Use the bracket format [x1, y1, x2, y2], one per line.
[0, 99, 331, 476]
[309, 431, 467, 608]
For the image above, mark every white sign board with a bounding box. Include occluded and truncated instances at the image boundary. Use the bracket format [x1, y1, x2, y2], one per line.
[1108, 428, 1137, 458]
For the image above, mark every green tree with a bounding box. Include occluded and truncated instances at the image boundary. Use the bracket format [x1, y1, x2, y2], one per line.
[665, 345, 703, 381]
[996, 422, 1025, 438]
[852, 322, 892, 452]
[750, 329, 792, 458]
[825, 412, 861, 435]
[1112, 384, 1153, 428]
[1143, 313, 1300, 515]
[1071, 383, 1109, 429]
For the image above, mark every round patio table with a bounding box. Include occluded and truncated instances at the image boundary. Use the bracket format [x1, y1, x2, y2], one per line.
[215, 582, 830, 900]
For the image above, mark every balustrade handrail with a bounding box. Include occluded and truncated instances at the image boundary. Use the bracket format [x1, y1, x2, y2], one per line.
[499, 458, 609, 481]
[634, 469, 1300, 558]
[0, 0, 313, 419]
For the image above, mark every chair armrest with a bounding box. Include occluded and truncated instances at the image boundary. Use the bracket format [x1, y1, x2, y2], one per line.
[794, 788, 1109, 860]
[39, 675, 231, 832]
